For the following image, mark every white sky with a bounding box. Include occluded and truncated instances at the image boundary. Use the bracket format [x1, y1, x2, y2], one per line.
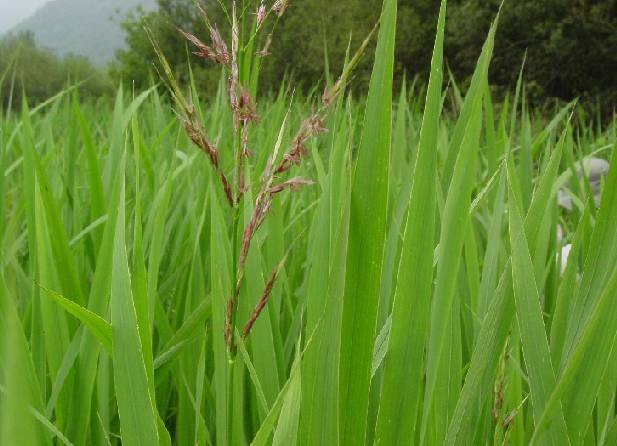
[0, 0, 49, 32]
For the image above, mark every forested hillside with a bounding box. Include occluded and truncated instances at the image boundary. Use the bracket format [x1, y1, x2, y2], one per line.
[10, 0, 157, 65]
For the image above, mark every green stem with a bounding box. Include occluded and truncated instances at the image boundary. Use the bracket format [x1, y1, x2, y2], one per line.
[230, 203, 241, 357]
[226, 355, 235, 444]
[227, 204, 240, 444]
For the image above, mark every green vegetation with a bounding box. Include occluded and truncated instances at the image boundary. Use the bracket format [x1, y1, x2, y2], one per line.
[447, 0, 617, 107]
[9, 0, 157, 66]
[0, 32, 113, 107]
[116, 0, 617, 108]
[1, 0, 617, 445]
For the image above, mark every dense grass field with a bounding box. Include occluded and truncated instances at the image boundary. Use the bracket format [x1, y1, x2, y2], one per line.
[1, 0, 617, 444]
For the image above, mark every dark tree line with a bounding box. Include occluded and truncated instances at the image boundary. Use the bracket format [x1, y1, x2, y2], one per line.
[114, 0, 617, 109]
[447, 0, 617, 107]
[5, 0, 612, 109]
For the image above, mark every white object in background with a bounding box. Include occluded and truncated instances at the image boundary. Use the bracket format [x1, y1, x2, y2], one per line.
[560, 243, 573, 275]
[558, 158, 609, 210]
[556, 224, 564, 245]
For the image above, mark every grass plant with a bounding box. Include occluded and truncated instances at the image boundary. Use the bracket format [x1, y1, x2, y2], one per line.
[1, 1, 616, 444]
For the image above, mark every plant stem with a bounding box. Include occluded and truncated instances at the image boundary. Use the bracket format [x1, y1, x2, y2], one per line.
[226, 355, 235, 444]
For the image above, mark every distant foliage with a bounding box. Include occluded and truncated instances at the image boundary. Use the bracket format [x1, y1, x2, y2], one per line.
[10, 0, 158, 66]
[447, 0, 617, 108]
[0, 32, 113, 107]
[112, 0, 226, 96]
[114, 0, 617, 108]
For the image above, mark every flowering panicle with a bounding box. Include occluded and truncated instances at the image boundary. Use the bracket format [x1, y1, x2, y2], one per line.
[255, 34, 273, 58]
[267, 177, 314, 195]
[210, 26, 230, 64]
[275, 114, 327, 174]
[238, 87, 259, 123]
[179, 109, 234, 206]
[178, 27, 229, 66]
[224, 298, 235, 350]
[230, 17, 241, 130]
[255, 2, 267, 29]
[156, 0, 375, 351]
[272, 0, 290, 17]
[242, 251, 290, 340]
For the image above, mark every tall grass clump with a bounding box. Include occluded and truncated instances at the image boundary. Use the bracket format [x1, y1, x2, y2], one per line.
[1, 0, 617, 445]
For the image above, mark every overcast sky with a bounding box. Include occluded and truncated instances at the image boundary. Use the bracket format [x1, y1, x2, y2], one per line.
[0, 0, 48, 33]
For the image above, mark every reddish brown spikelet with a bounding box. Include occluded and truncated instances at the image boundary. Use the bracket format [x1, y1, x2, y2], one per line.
[239, 196, 272, 270]
[242, 253, 289, 339]
[238, 177, 312, 273]
[220, 172, 235, 207]
[322, 79, 344, 108]
[178, 28, 214, 58]
[275, 114, 327, 174]
[238, 87, 259, 123]
[492, 377, 505, 420]
[224, 297, 235, 348]
[180, 115, 234, 206]
[235, 125, 249, 204]
[193, 4, 229, 65]
[503, 409, 519, 428]
[229, 15, 240, 130]
[267, 177, 314, 195]
[305, 114, 328, 134]
[255, 2, 267, 28]
[210, 26, 230, 65]
[179, 28, 229, 66]
[183, 119, 218, 163]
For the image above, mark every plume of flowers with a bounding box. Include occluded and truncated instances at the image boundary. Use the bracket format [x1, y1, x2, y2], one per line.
[178, 27, 230, 65]
[151, 0, 377, 352]
[255, 2, 267, 29]
[272, 0, 290, 17]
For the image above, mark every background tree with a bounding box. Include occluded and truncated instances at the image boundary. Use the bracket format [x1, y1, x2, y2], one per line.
[447, 0, 617, 107]
[112, 0, 227, 95]
[5, 0, 614, 110]
[0, 32, 113, 107]
[114, 0, 442, 96]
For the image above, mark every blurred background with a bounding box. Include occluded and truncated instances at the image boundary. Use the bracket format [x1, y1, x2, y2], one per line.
[0, 0, 616, 112]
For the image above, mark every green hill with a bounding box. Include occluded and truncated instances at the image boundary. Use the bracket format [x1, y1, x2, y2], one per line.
[10, 0, 157, 66]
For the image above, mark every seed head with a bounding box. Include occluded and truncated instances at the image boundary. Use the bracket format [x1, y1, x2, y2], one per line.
[178, 27, 229, 66]
[255, 34, 273, 58]
[275, 114, 327, 174]
[210, 26, 230, 64]
[242, 252, 289, 340]
[256, 2, 267, 28]
[323, 79, 344, 108]
[224, 298, 235, 348]
[238, 87, 259, 123]
[267, 177, 315, 195]
[272, 0, 290, 17]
